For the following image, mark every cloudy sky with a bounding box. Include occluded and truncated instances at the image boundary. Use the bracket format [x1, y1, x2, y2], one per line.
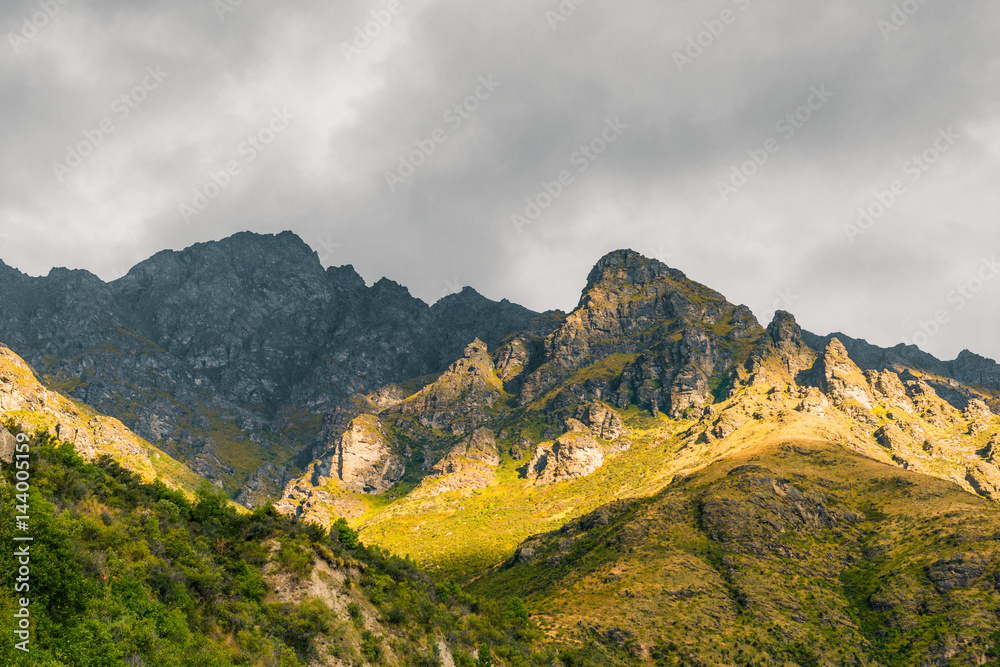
[1, 0, 998, 361]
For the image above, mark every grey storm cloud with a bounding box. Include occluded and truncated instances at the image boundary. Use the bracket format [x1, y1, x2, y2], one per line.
[1, 0, 998, 361]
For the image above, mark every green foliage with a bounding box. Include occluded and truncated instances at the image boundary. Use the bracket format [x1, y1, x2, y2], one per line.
[277, 537, 315, 581]
[361, 630, 384, 663]
[475, 645, 495, 667]
[0, 431, 554, 666]
[506, 597, 529, 625]
[787, 642, 820, 667]
[332, 516, 361, 549]
[986, 629, 1000, 666]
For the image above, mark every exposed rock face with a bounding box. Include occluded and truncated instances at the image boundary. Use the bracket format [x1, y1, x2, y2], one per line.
[511, 436, 535, 461]
[925, 553, 987, 593]
[333, 415, 404, 494]
[964, 399, 994, 435]
[0, 428, 15, 464]
[965, 462, 1000, 502]
[528, 431, 605, 484]
[423, 436, 501, 497]
[706, 409, 749, 441]
[390, 339, 503, 435]
[235, 463, 291, 508]
[796, 387, 832, 417]
[699, 465, 863, 557]
[462, 427, 501, 465]
[749, 310, 816, 383]
[874, 423, 912, 451]
[0, 231, 547, 496]
[574, 402, 626, 440]
[365, 385, 408, 411]
[518, 250, 764, 417]
[982, 434, 1000, 463]
[815, 339, 876, 411]
[494, 335, 535, 391]
[950, 350, 1000, 394]
[802, 332, 1000, 412]
[867, 370, 916, 415]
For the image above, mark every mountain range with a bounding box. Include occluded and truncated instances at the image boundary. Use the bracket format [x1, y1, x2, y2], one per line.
[2, 231, 999, 665]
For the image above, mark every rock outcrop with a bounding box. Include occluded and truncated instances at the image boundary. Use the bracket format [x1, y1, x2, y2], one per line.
[814, 339, 876, 412]
[330, 415, 404, 494]
[528, 431, 605, 484]
[417, 428, 503, 496]
[925, 553, 987, 593]
[390, 339, 503, 435]
[574, 402, 627, 440]
[965, 462, 1000, 502]
[518, 250, 765, 417]
[747, 310, 816, 384]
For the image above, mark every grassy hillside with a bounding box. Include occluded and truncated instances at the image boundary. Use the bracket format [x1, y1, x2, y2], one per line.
[472, 439, 1000, 666]
[360, 406, 687, 581]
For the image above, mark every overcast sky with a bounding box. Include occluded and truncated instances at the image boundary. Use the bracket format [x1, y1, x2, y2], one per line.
[1, 0, 998, 362]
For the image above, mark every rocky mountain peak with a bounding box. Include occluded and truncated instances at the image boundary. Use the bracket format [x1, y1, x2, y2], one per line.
[519, 250, 764, 416]
[582, 249, 680, 297]
[766, 310, 803, 346]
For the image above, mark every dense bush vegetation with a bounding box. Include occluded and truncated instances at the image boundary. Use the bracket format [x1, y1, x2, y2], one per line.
[0, 429, 580, 666]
